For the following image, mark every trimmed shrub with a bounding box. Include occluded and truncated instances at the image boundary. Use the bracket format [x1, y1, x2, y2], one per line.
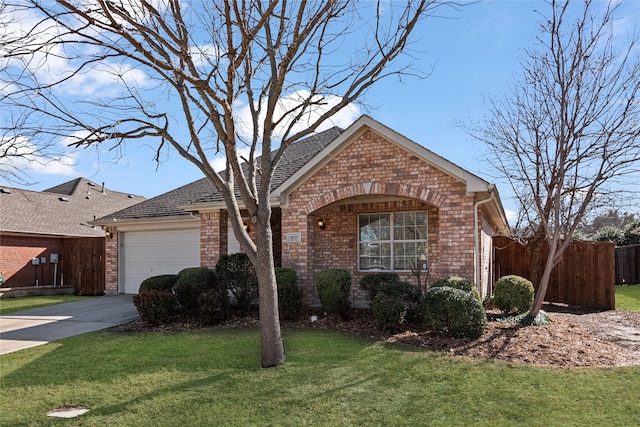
[133, 290, 177, 326]
[276, 267, 303, 321]
[493, 275, 535, 315]
[315, 269, 351, 320]
[372, 293, 409, 333]
[371, 281, 422, 332]
[430, 276, 481, 302]
[198, 288, 229, 325]
[422, 286, 486, 339]
[173, 267, 218, 309]
[215, 253, 258, 314]
[139, 274, 178, 293]
[359, 272, 400, 301]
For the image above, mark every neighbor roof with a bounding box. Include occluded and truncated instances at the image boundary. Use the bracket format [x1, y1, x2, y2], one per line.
[0, 178, 145, 237]
[95, 126, 343, 222]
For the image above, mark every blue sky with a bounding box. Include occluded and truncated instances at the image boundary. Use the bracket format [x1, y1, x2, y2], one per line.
[3, 1, 640, 221]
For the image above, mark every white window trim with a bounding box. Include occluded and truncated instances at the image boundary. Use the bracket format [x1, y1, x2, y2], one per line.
[357, 211, 428, 272]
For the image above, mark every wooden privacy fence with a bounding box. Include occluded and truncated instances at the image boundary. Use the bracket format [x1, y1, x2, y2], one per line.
[615, 244, 640, 285]
[61, 238, 105, 296]
[493, 236, 615, 310]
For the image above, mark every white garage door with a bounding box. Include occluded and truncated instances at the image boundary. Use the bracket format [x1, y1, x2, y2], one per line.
[122, 229, 200, 294]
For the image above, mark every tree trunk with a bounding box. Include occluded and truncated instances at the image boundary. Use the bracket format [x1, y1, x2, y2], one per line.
[527, 234, 544, 290]
[254, 220, 285, 368]
[527, 239, 558, 319]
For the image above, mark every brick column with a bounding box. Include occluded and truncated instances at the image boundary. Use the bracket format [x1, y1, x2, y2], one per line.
[104, 228, 119, 295]
[200, 210, 227, 268]
[280, 206, 316, 304]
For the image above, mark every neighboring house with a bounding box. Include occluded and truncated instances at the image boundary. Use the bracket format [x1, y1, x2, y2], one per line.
[632, 226, 640, 236]
[93, 115, 509, 302]
[0, 178, 145, 288]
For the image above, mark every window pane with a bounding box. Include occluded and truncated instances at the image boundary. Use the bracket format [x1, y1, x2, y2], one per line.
[359, 243, 391, 270]
[359, 213, 390, 241]
[393, 211, 427, 242]
[393, 241, 427, 271]
[359, 211, 426, 272]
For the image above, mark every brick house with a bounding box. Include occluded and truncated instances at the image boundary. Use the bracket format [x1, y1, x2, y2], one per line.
[0, 178, 144, 290]
[94, 116, 509, 302]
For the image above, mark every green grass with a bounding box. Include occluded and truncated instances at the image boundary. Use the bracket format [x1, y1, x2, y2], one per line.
[0, 295, 94, 315]
[616, 284, 640, 311]
[1, 328, 639, 426]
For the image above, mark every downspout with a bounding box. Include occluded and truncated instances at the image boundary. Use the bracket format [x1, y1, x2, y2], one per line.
[474, 186, 495, 298]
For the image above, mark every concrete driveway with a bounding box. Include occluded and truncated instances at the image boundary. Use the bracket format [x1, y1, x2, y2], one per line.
[0, 295, 139, 355]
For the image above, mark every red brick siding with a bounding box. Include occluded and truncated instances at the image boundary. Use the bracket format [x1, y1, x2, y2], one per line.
[200, 211, 226, 268]
[199, 208, 283, 267]
[282, 130, 476, 303]
[0, 235, 63, 287]
[309, 200, 439, 301]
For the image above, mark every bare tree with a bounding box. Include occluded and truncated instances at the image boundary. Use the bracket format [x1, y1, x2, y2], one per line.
[469, 0, 640, 321]
[0, 3, 71, 186]
[1, 0, 458, 366]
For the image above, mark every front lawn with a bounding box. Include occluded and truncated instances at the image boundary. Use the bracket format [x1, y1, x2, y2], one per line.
[1, 328, 639, 426]
[0, 295, 94, 315]
[616, 284, 640, 311]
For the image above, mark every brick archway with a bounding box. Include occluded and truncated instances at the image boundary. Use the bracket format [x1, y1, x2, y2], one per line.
[302, 181, 445, 215]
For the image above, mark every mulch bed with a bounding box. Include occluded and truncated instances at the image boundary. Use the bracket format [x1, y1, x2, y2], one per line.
[113, 305, 640, 368]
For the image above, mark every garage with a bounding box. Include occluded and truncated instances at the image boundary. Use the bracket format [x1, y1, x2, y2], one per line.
[121, 229, 200, 294]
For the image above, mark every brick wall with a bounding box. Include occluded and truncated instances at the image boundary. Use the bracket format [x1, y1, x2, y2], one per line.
[200, 211, 226, 268]
[104, 227, 118, 295]
[282, 129, 476, 303]
[0, 235, 63, 287]
[199, 208, 283, 267]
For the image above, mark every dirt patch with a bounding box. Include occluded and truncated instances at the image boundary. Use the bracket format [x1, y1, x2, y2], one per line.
[114, 305, 640, 368]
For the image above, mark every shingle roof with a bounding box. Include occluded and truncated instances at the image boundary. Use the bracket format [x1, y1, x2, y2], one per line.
[98, 127, 343, 221]
[0, 178, 145, 237]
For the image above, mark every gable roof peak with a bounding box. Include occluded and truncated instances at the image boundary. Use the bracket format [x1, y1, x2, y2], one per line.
[44, 177, 105, 196]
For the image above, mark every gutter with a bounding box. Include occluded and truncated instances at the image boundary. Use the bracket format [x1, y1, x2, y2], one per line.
[473, 186, 496, 298]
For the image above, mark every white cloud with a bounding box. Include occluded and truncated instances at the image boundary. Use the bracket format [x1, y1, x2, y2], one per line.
[0, 134, 78, 177]
[210, 147, 251, 172]
[189, 44, 221, 68]
[1, 6, 151, 98]
[505, 208, 518, 222]
[206, 91, 360, 172]
[234, 89, 361, 141]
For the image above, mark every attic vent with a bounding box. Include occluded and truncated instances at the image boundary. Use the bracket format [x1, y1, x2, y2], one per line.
[0, 188, 11, 194]
[87, 182, 96, 186]
[59, 197, 69, 202]
[127, 194, 134, 198]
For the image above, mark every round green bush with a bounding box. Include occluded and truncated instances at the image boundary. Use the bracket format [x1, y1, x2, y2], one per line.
[493, 275, 534, 315]
[315, 269, 351, 320]
[422, 286, 486, 339]
[359, 272, 400, 301]
[372, 293, 409, 333]
[198, 288, 230, 325]
[215, 253, 258, 314]
[173, 267, 218, 309]
[276, 267, 303, 321]
[139, 274, 178, 293]
[430, 276, 481, 302]
[132, 290, 178, 326]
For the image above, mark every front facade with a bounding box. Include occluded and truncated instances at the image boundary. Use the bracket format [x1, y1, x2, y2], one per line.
[97, 116, 508, 301]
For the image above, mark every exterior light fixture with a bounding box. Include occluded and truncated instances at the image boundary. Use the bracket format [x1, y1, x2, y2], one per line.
[243, 223, 250, 233]
[317, 219, 325, 230]
[105, 230, 113, 239]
